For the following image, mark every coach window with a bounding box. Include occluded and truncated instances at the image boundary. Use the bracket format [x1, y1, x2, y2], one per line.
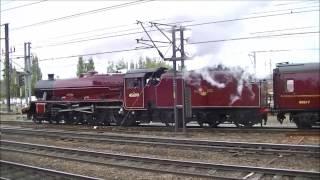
[286, 79, 294, 93]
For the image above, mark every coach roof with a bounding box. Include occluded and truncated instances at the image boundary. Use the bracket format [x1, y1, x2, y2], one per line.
[276, 62, 320, 73]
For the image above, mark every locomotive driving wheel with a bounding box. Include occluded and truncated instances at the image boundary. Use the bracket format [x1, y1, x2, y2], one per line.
[55, 112, 68, 124]
[159, 111, 171, 127]
[119, 111, 138, 126]
[206, 113, 221, 128]
[32, 115, 42, 124]
[69, 112, 83, 125]
[234, 121, 254, 128]
[232, 112, 255, 128]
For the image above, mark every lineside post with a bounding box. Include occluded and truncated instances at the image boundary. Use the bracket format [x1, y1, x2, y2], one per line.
[180, 26, 186, 133]
[172, 28, 178, 133]
[5, 23, 10, 112]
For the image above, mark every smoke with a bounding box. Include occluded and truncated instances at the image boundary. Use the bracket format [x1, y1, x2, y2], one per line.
[228, 66, 255, 105]
[199, 70, 226, 89]
[230, 95, 240, 105]
[184, 64, 256, 105]
[183, 66, 228, 89]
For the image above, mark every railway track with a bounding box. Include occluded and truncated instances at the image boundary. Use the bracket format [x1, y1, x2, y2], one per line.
[1, 127, 319, 156]
[1, 140, 319, 179]
[1, 120, 319, 134]
[0, 160, 101, 180]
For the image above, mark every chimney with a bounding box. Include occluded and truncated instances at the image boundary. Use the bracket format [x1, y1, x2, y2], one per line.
[48, 74, 54, 80]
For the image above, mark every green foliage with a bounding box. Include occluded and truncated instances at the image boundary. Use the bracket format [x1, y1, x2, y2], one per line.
[135, 56, 171, 69]
[76, 56, 85, 77]
[1, 61, 20, 97]
[76, 56, 95, 76]
[85, 58, 95, 71]
[106, 61, 116, 73]
[1, 55, 42, 98]
[106, 56, 171, 73]
[31, 56, 42, 95]
[115, 59, 127, 70]
[143, 56, 170, 69]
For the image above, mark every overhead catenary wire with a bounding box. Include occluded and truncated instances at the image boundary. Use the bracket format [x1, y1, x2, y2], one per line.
[249, 4, 319, 15]
[36, 18, 169, 42]
[186, 9, 319, 27]
[36, 31, 319, 61]
[29, 5, 319, 46]
[31, 9, 319, 49]
[11, 0, 154, 31]
[1, 0, 48, 12]
[273, 0, 318, 7]
[250, 26, 318, 34]
[9, 3, 315, 47]
[32, 19, 192, 48]
[188, 31, 319, 45]
[32, 20, 194, 49]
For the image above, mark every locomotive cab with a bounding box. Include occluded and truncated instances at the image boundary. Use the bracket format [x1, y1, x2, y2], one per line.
[124, 67, 167, 109]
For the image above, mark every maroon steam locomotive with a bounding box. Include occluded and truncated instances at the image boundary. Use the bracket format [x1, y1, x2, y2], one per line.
[24, 62, 319, 128]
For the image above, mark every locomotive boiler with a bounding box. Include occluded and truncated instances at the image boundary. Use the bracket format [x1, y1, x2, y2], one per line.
[29, 71, 125, 125]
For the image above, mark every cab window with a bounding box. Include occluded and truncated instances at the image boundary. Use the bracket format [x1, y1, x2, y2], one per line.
[286, 79, 294, 93]
[126, 78, 141, 88]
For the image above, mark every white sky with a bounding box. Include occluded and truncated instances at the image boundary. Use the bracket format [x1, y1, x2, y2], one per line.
[0, 0, 319, 79]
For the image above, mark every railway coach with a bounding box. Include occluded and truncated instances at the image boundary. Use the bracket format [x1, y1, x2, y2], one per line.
[273, 63, 320, 128]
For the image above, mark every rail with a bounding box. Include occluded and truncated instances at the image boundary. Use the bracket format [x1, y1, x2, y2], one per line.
[1, 140, 319, 179]
[1, 127, 319, 156]
[0, 160, 102, 180]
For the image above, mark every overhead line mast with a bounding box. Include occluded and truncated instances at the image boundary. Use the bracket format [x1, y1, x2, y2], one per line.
[137, 21, 191, 132]
[4, 24, 10, 112]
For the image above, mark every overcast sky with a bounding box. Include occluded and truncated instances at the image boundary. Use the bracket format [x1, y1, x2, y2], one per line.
[1, 0, 319, 79]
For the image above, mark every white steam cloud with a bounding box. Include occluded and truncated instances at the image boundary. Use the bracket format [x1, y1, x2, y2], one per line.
[184, 64, 256, 105]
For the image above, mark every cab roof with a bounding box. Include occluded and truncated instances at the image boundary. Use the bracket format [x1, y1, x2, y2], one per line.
[125, 67, 167, 78]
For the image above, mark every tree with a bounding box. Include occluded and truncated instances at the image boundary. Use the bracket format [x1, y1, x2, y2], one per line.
[137, 56, 145, 68]
[138, 56, 171, 69]
[76, 56, 85, 77]
[31, 56, 42, 95]
[85, 57, 95, 72]
[1, 60, 19, 97]
[129, 61, 135, 69]
[115, 59, 127, 70]
[77, 56, 95, 76]
[106, 61, 116, 73]
[104, 56, 171, 74]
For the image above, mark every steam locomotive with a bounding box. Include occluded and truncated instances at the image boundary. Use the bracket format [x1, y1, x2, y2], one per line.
[23, 63, 320, 128]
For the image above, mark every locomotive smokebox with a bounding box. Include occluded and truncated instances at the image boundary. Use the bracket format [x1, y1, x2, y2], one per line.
[48, 74, 54, 80]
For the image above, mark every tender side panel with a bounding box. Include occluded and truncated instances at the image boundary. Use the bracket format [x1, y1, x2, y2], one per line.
[154, 74, 261, 108]
[155, 78, 183, 108]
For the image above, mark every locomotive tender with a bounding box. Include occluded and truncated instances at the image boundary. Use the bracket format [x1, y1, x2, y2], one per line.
[24, 62, 319, 128]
